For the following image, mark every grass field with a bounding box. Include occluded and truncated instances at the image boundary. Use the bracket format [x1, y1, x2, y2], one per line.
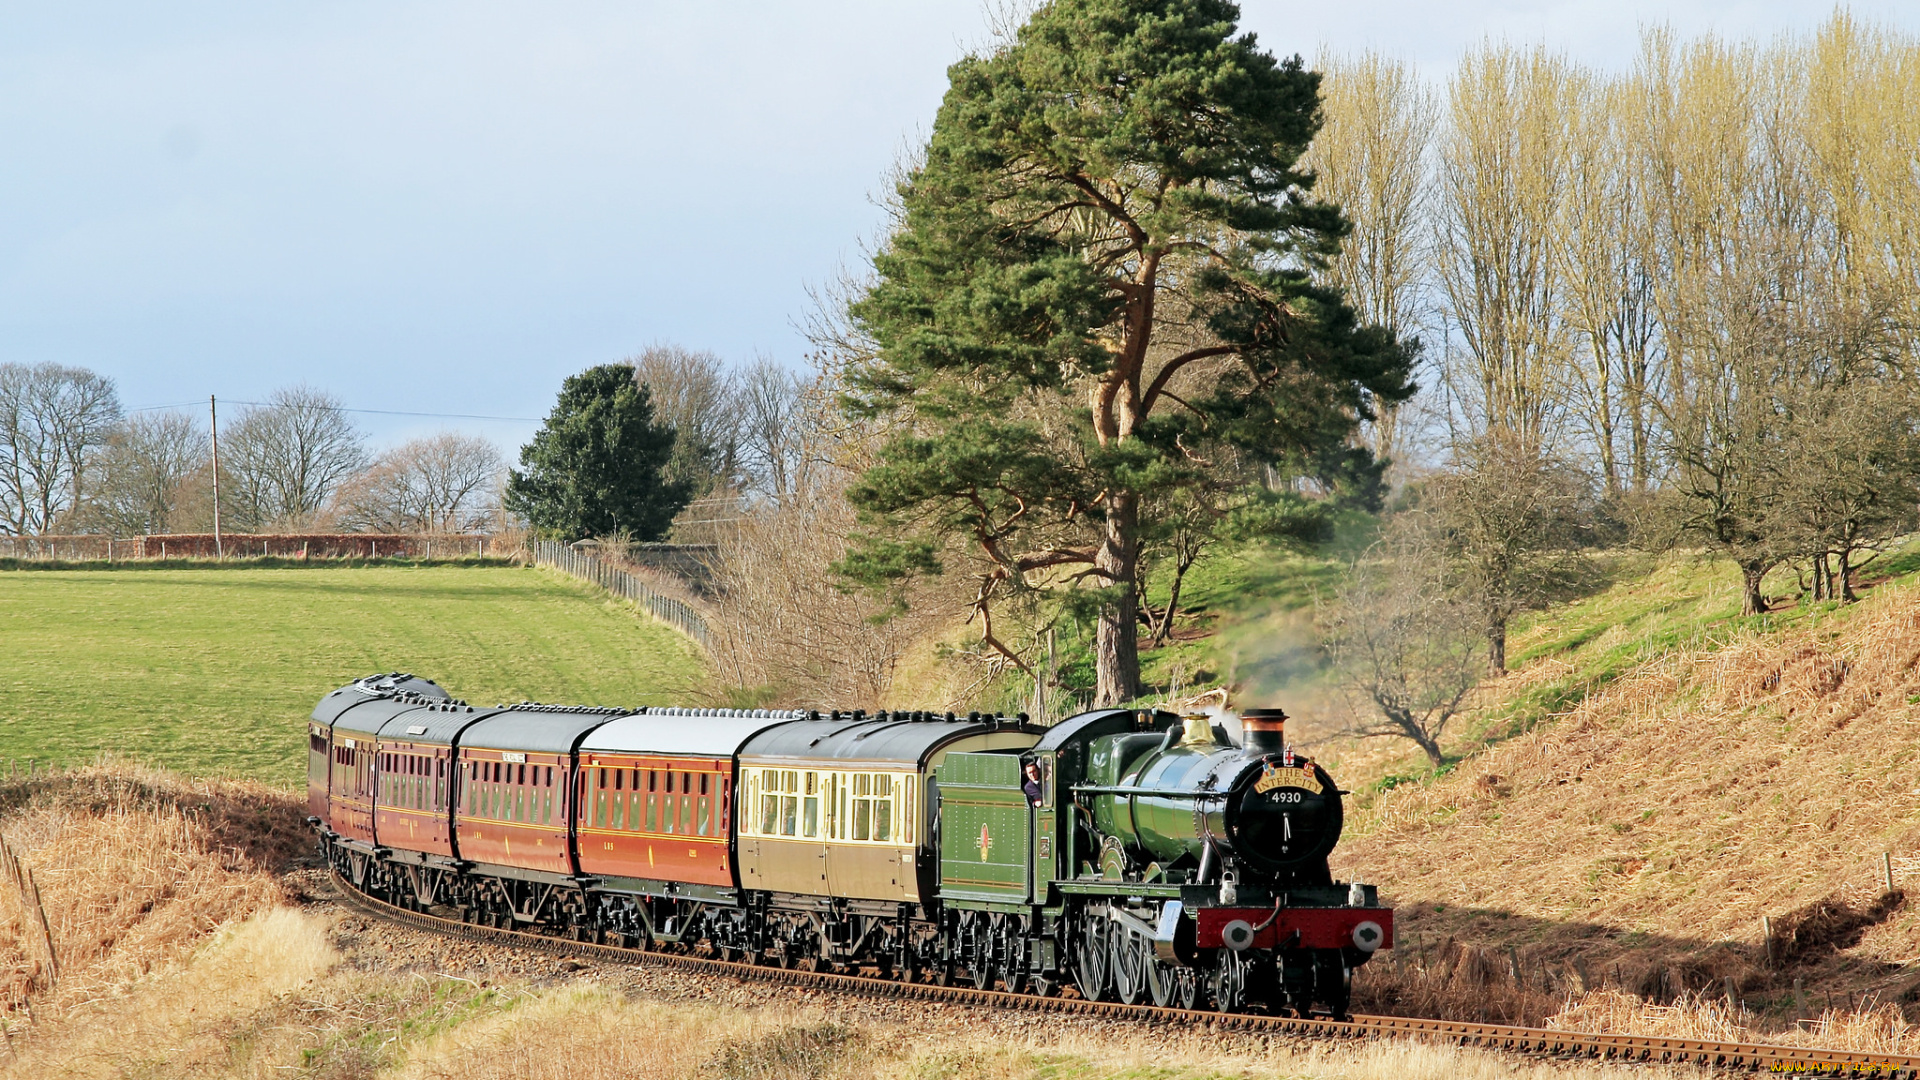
[0, 563, 710, 784]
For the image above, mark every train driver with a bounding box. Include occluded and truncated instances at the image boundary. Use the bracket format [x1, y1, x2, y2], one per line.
[1021, 758, 1044, 808]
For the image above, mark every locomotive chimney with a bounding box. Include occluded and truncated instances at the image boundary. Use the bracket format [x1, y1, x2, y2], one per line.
[1241, 708, 1287, 756]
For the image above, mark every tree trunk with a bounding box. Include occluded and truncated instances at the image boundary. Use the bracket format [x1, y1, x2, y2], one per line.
[1740, 562, 1768, 616]
[1415, 730, 1445, 768]
[1838, 547, 1857, 603]
[1487, 617, 1507, 676]
[1150, 559, 1192, 646]
[1095, 492, 1143, 706]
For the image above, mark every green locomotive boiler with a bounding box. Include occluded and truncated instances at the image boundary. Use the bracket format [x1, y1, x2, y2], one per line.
[936, 707, 1390, 1016]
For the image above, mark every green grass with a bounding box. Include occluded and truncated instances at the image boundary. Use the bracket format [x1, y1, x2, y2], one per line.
[0, 563, 710, 784]
[1477, 546, 1920, 748]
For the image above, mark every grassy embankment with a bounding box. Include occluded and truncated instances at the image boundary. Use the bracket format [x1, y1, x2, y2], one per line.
[0, 562, 710, 784]
[1332, 552, 1920, 1031]
[1106, 537, 1920, 1037]
[0, 766, 1693, 1079]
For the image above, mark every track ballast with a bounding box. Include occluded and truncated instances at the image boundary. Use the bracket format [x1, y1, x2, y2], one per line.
[331, 870, 1918, 1077]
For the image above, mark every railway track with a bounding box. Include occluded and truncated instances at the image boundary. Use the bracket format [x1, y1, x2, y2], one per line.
[332, 872, 1917, 1076]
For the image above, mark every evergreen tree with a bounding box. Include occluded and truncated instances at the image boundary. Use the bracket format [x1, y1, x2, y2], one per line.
[840, 0, 1413, 704]
[505, 364, 690, 541]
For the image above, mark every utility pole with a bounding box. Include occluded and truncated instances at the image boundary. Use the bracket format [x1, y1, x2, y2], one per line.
[210, 395, 223, 558]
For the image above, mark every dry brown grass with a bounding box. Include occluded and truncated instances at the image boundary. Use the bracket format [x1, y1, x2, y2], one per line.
[0, 762, 1704, 1080]
[1336, 574, 1920, 1042]
[0, 762, 306, 1027]
[3, 906, 340, 1079]
[392, 987, 865, 1080]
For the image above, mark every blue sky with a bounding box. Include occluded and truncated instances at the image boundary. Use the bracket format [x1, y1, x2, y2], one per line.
[0, 1, 1911, 452]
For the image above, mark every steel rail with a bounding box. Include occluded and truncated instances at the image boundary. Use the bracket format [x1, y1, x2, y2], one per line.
[330, 872, 1918, 1076]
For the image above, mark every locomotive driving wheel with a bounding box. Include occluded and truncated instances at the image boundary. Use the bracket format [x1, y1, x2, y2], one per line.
[1145, 952, 1177, 1008]
[1146, 948, 1202, 1010]
[1072, 912, 1111, 1001]
[1109, 922, 1148, 1005]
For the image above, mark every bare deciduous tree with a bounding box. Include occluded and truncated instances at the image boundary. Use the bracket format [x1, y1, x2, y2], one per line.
[0, 362, 122, 535]
[1436, 45, 1578, 448]
[222, 386, 367, 530]
[1427, 432, 1590, 672]
[631, 344, 742, 496]
[78, 410, 207, 535]
[331, 432, 503, 533]
[1558, 74, 1661, 493]
[736, 356, 807, 501]
[708, 469, 951, 706]
[1307, 50, 1437, 471]
[1773, 378, 1920, 602]
[1327, 526, 1483, 767]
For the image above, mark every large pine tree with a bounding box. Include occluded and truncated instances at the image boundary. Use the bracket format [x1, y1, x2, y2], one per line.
[505, 365, 690, 542]
[842, 0, 1412, 704]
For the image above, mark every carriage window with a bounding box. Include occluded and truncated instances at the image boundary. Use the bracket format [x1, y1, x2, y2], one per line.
[614, 769, 623, 790]
[847, 773, 901, 843]
[874, 774, 893, 843]
[779, 770, 798, 836]
[903, 775, 916, 844]
[699, 790, 712, 836]
[800, 772, 819, 838]
[851, 774, 871, 840]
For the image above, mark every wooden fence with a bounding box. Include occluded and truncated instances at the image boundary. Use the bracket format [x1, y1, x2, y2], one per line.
[0, 532, 494, 561]
[529, 540, 711, 650]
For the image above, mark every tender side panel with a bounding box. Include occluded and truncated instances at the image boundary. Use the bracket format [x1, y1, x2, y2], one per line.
[737, 763, 919, 901]
[454, 748, 571, 875]
[373, 739, 456, 857]
[575, 754, 731, 888]
[935, 751, 1032, 905]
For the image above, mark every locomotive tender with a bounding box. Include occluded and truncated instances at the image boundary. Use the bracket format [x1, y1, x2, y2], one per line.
[309, 674, 1392, 1015]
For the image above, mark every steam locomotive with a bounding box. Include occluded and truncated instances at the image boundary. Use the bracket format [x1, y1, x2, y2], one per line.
[309, 674, 1392, 1016]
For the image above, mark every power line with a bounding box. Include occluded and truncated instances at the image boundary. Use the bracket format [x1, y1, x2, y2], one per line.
[128, 399, 541, 423]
